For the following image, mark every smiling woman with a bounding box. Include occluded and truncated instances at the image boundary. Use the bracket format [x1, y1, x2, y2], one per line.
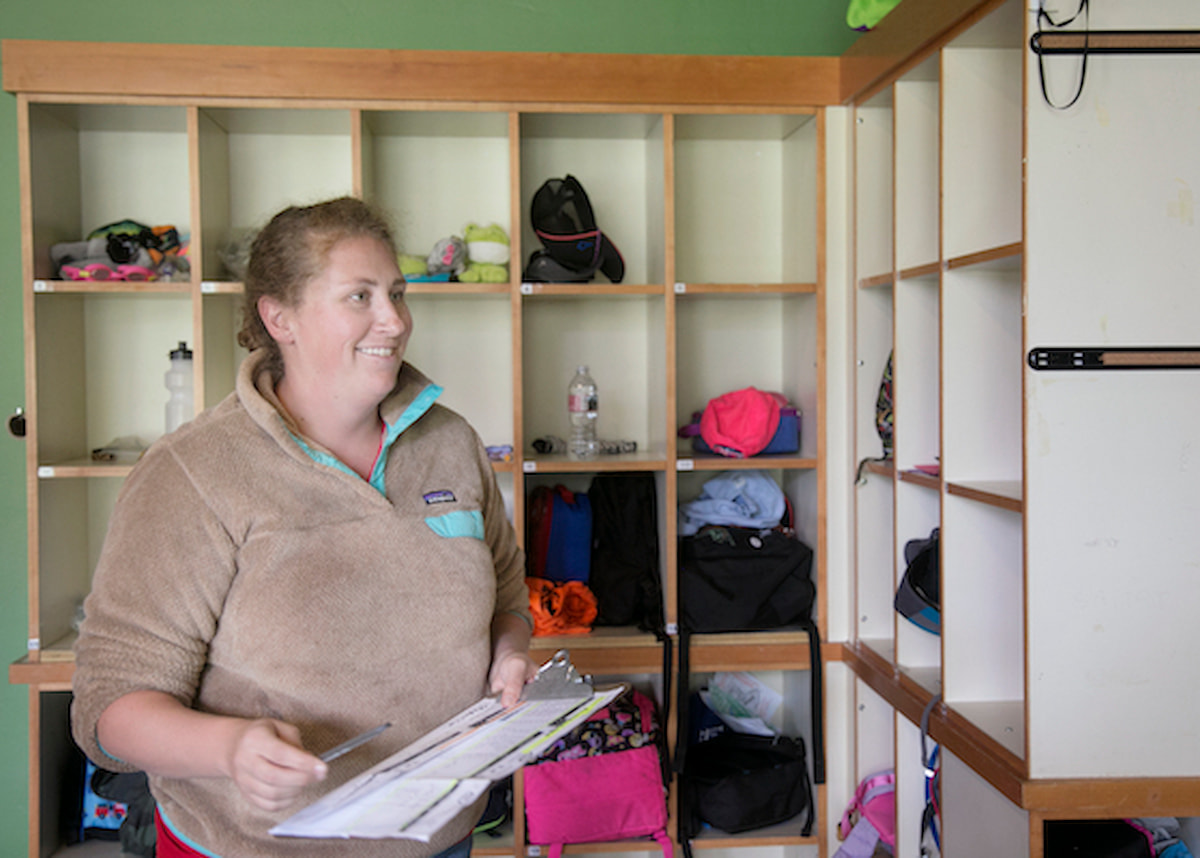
[70, 197, 537, 858]
[261, 234, 412, 479]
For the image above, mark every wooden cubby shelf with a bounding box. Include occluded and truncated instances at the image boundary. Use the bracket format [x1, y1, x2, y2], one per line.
[676, 452, 818, 472]
[896, 468, 940, 491]
[944, 241, 1022, 272]
[7, 35, 829, 858]
[675, 282, 818, 295]
[945, 479, 1022, 513]
[33, 280, 191, 295]
[11, 1, 1200, 854]
[857, 272, 894, 290]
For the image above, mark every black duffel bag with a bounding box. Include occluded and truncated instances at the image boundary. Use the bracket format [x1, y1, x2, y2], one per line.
[678, 524, 815, 633]
[681, 731, 814, 838]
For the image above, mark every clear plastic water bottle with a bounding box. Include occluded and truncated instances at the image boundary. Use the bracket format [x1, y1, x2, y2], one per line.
[567, 365, 598, 460]
[164, 341, 194, 434]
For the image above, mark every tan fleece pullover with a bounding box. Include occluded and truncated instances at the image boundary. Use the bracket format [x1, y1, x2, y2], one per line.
[72, 350, 529, 857]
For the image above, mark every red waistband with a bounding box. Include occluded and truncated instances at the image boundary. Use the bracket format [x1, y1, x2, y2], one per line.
[155, 807, 208, 857]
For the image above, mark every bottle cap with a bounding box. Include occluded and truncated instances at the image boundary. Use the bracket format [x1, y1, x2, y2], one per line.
[170, 341, 193, 360]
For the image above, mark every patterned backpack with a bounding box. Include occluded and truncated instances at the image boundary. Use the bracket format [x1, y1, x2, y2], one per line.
[876, 351, 893, 459]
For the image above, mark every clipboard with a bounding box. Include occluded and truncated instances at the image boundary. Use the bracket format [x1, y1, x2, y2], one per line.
[272, 650, 625, 842]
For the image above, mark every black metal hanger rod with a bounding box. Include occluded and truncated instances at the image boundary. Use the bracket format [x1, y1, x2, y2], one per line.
[1029, 347, 1200, 371]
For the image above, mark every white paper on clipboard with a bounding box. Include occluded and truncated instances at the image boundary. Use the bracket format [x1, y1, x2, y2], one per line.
[272, 653, 624, 842]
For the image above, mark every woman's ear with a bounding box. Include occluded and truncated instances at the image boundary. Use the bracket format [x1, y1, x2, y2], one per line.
[257, 295, 294, 344]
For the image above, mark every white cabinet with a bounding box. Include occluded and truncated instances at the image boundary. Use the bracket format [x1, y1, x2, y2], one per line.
[846, 0, 1200, 854]
[6, 42, 833, 858]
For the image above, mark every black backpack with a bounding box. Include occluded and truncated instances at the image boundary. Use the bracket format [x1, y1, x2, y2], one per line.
[586, 472, 673, 726]
[524, 175, 625, 283]
[587, 473, 663, 630]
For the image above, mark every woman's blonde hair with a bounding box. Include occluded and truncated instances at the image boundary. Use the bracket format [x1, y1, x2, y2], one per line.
[238, 197, 398, 374]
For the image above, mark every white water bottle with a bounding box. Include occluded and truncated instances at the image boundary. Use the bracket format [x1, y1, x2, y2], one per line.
[164, 341, 194, 434]
[567, 365, 598, 460]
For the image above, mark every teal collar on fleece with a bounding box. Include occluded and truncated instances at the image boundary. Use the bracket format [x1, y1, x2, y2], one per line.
[292, 381, 443, 494]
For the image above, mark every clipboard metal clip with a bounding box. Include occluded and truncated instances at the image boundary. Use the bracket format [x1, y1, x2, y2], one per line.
[522, 649, 592, 700]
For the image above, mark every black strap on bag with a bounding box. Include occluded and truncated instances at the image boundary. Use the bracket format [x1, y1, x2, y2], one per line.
[676, 698, 816, 858]
[675, 622, 823, 783]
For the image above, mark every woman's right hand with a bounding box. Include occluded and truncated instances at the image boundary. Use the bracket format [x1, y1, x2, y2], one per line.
[225, 718, 328, 812]
[96, 691, 327, 813]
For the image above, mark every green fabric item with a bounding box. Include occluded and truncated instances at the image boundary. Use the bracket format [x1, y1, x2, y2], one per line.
[462, 222, 509, 247]
[846, 0, 902, 31]
[398, 253, 428, 276]
[459, 261, 509, 283]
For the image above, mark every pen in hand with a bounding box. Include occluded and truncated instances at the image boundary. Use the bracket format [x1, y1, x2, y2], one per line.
[319, 722, 392, 763]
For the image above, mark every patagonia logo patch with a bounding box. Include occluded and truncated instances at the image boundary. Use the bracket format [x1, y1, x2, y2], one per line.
[423, 489, 456, 505]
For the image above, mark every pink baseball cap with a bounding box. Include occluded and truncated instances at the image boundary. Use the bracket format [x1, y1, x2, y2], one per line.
[699, 387, 782, 458]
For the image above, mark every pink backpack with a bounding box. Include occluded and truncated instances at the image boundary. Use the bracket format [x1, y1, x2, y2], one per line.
[523, 690, 672, 858]
[834, 770, 896, 858]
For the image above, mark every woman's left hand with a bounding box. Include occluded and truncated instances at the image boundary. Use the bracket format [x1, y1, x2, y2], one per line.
[489, 650, 537, 707]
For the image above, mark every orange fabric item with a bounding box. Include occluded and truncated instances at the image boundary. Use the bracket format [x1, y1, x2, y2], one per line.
[528, 578, 598, 636]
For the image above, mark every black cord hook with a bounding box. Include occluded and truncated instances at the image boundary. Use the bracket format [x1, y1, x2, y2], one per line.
[1034, 0, 1090, 109]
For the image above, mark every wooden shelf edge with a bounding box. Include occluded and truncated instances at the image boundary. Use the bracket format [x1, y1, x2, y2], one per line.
[679, 453, 818, 472]
[9, 657, 75, 686]
[897, 469, 941, 491]
[857, 272, 894, 290]
[678, 282, 818, 295]
[17, 634, 841, 687]
[553, 839, 687, 854]
[2, 40, 842, 108]
[530, 631, 665, 675]
[689, 634, 812, 673]
[861, 459, 895, 479]
[945, 479, 1023, 513]
[38, 461, 136, 479]
[897, 261, 942, 280]
[33, 279, 190, 295]
[945, 241, 1023, 271]
[523, 454, 669, 474]
[689, 834, 818, 850]
[522, 283, 664, 297]
[529, 633, 842, 676]
[844, 642, 1027, 806]
[938, 704, 1026, 805]
[1022, 777, 1200, 817]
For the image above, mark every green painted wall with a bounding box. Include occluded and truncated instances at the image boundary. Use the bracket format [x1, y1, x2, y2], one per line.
[0, 2, 858, 854]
